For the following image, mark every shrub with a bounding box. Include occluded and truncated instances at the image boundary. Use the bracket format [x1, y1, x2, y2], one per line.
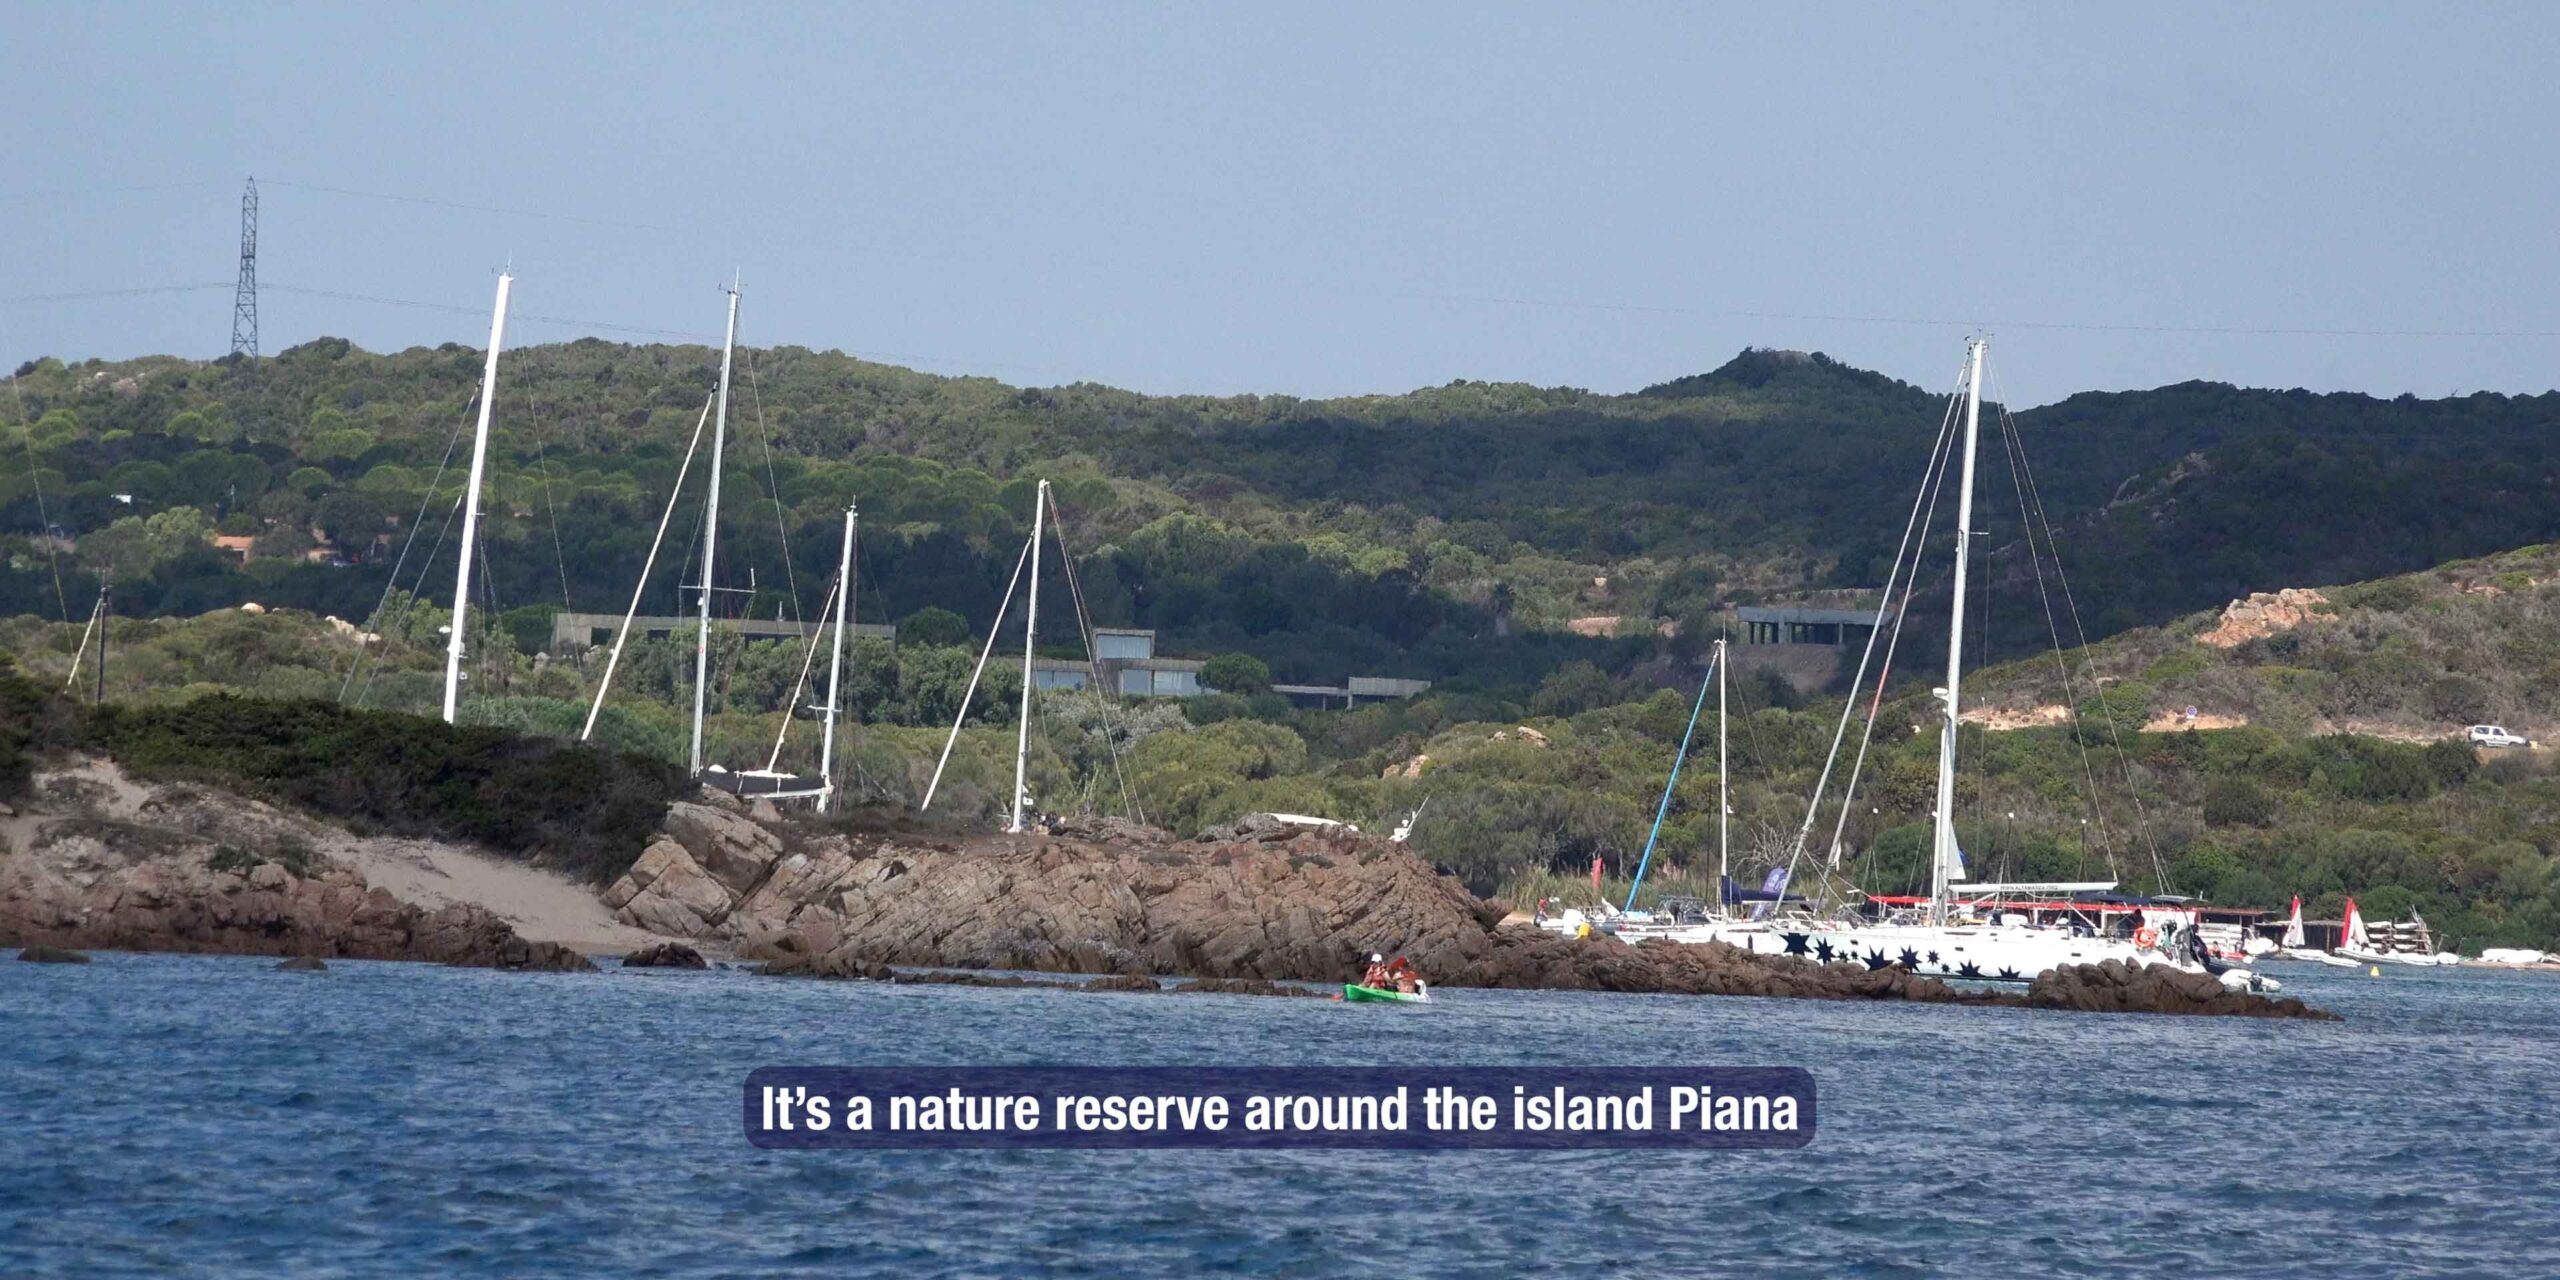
[208, 837, 321, 878]
[2423, 674, 2491, 724]
[2336, 577, 2427, 612]
[1200, 652, 1274, 696]
[88, 694, 687, 884]
[0, 657, 53, 799]
[898, 607, 971, 648]
[2420, 739, 2479, 789]
[2202, 776, 2278, 828]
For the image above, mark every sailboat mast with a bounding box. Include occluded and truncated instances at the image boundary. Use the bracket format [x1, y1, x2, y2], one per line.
[1716, 635, 1729, 908]
[1930, 338, 1987, 921]
[442, 271, 512, 724]
[818, 502, 856, 814]
[1009, 480, 1047, 833]
[689, 285, 741, 775]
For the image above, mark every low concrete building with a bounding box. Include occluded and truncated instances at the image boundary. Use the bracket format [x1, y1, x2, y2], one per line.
[1737, 605, 1878, 647]
[549, 612, 896, 651]
[1031, 629, 1206, 698]
[1273, 675, 1434, 710]
[1036, 627, 1426, 705]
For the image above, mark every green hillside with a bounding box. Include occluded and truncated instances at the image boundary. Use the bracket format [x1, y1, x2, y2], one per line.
[1966, 541, 2560, 740]
[8, 536, 2559, 952]
[7, 340, 2558, 695]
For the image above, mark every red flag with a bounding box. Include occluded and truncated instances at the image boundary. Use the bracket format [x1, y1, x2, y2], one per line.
[1591, 854, 1604, 892]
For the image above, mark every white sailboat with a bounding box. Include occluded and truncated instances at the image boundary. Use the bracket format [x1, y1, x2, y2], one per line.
[578, 286, 857, 809]
[2334, 897, 2461, 967]
[1745, 340, 2273, 991]
[914, 479, 1148, 831]
[1613, 637, 1820, 956]
[2272, 895, 2357, 966]
[920, 478, 1051, 830]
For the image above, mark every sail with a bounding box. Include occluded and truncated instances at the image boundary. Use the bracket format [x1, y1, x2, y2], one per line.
[2341, 897, 2371, 949]
[1749, 867, 1792, 922]
[2282, 896, 2306, 948]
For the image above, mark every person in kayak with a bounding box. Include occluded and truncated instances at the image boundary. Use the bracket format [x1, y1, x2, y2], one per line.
[1384, 956, 1421, 994]
[1361, 953, 1392, 988]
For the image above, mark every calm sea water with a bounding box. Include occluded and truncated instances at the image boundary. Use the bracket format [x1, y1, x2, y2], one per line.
[4, 952, 2555, 1279]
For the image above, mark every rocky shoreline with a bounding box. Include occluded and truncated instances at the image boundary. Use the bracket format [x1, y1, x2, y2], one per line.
[1, 765, 2331, 1018]
[623, 805, 2328, 1019]
[0, 763, 589, 971]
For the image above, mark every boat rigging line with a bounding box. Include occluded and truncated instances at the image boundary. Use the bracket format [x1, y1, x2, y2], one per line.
[1991, 370, 2121, 881]
[1985, 361, 2172, 893]
[336, 388, 476, 706]
[1770, 350, 1968, 910]
[1, 308, 70, 621]
[740, 347, 801, 625]
[1620, 642, 1718, 913]
[1040, 497, 1147, 827]
[580, 391, 714, 740]
[918, 535, 1035, 813]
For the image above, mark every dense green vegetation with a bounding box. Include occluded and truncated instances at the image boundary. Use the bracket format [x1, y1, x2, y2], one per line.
[8, 341, 2557, 695]
[14, 565, 2560, 951]
[7, 339, 2560, 949]
[1, 655, 688, 884]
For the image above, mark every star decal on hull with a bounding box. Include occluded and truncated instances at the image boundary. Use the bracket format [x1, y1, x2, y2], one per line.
[1863, 950, 1892, 971]
[1957, 962, 1982, 978]
[1814, 940, 1836, 963]
[1784, 932, 1811, 956]
[1897, 948, 1921, 970]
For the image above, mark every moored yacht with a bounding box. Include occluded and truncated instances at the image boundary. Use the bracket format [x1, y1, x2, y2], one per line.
[1662, 340, 2277, 991]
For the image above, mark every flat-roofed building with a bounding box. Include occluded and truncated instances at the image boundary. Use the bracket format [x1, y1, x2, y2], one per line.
[549, 612, 896, 651]
[1737, 605, 1877, 647]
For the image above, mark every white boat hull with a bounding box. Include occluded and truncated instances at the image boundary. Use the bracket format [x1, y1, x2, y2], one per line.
[1649, 917, 2284, 992]
[1656, 918, 2158, 983]
[2338, 946, 2455, 968]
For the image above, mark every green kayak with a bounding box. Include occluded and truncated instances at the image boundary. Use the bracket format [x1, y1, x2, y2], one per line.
[1342, 983, 1430, 1003]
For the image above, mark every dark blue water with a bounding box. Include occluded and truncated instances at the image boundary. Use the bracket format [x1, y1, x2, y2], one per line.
[5, 953, 2554, 1279]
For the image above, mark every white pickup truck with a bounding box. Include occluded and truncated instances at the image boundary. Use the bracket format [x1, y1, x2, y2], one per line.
[2467, 725, 2531, 749]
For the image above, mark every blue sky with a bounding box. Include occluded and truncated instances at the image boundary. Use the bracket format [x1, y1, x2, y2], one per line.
[4, 2, 2554, 405]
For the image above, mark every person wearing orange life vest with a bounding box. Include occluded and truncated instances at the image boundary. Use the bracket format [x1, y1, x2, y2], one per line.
[1360, 953, 1392, 989]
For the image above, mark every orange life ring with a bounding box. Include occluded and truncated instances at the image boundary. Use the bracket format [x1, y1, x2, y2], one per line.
[2133, 926, 2160, 949]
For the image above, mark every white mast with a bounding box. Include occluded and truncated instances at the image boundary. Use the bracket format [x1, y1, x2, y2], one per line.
[443, 271, 512, 724]
[1931, 338, 1987, 922]
[1008, 479, 1047, 833]
[1716, 634, 1729, 906]
[689, 285, 740, 775]
[818, 502, 856, 813]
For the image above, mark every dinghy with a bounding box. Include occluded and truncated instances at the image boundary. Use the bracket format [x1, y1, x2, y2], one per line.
[2271, 896, 2355, 965]
[1342, 983, 1429, 1004]
[2333, 897, 2439, 967]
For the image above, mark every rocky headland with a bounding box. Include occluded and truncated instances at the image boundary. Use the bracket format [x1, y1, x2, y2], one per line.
[0, 761, 590, 970]
[612, 803, 2330, 1019]
[1, 761, 2331, 1018]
